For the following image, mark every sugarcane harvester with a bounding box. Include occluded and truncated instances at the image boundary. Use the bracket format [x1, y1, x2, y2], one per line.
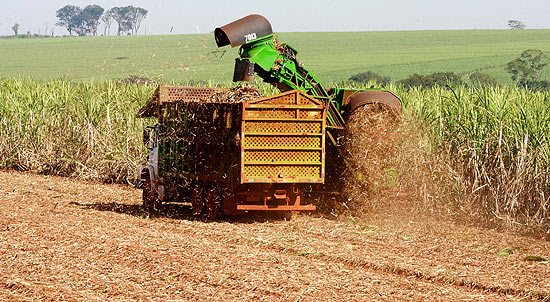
[214, 14, 402, 143]
[136, 14, 401, 218]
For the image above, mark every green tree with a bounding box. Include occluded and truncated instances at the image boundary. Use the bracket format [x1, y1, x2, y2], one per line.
[81, 5, 104, 36]
[111, 6, 148, 36]
[398, 72, 463, 88]
[469, 72, 499, 88]
[506, 49, 547, 86]
[70, 5, 104, 36]
[56, 5, 81, 36]
[349, 71, 391, 86]
[508, 20, 525, 30]
[525, 80, 550, 91]
[128, 6, 148, 35]
[11, 23, 19, 36]
[397, 73, 426, 88]
[111, 6, 132, 35]
[430, 72, 463, 87]
[102, 8, 114, 36]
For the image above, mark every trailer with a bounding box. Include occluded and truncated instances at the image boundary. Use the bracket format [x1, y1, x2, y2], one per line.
[137, 86, 326, 218]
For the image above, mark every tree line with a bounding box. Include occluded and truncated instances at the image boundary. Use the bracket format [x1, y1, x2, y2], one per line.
[55, 4, 147, 36]
[348, 50, 549, 91]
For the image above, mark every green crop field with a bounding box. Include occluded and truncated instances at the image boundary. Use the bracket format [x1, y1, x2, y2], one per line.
[1, 78, 548, 228]
[1, 29, 550, 85]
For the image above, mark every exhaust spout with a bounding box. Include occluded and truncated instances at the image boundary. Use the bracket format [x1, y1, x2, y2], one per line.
[215, 14, 273, 48]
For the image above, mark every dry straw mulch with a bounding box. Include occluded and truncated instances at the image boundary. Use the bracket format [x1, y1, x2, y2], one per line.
[1, 170, 549, 301]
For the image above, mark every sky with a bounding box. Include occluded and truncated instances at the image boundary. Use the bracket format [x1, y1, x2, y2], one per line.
[0, 0, 549, 36]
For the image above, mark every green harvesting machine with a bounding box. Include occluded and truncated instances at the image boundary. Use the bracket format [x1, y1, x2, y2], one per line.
[136, 14, 401, 218]
[214, 14, 402, 145]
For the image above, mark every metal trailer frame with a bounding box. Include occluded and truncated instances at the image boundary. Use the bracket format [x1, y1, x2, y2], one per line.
[137, 86, 326, 217]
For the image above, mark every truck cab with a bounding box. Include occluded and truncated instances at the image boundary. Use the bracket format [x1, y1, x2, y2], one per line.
[137, 125, 158, 189]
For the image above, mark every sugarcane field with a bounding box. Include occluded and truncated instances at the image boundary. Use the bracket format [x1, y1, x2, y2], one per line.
[1, 5, 550, 302]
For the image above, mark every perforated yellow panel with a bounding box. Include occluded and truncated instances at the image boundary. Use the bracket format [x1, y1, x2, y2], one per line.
[298, 93, 318, 105]
[244, 150, 321, 162]
[244, 121, 322, 133]
[244, 136, 321, 148]
[241, 90, 326, 184]
[255, 93, 296, 105]
[243, 165, 321, 179]
[245, 109, 296, 119]
[299, 110, 322, 119]
[159, 86, 222, 102]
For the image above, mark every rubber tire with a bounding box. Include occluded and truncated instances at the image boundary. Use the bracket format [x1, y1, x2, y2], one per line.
[191, 184, 206, 216]
[347, 90, 402, 115]
[206, 186, 224, 220]
[142, 172, 160, 212]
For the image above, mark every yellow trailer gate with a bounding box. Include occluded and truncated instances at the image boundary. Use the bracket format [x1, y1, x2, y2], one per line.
[241, 90, 326, 184]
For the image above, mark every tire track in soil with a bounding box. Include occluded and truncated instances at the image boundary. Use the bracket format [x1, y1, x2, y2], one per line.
[229, 219, 550, 301]
[251, 240, 548, 301]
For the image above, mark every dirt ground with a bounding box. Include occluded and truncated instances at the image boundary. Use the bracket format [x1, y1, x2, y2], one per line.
[1, 170, 549, 301]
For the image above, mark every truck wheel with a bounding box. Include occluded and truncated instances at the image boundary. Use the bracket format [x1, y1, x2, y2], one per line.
[142, 171, 161, 212]
[347, 90, 402, 116]
[206, 186, 224, 220]
[191, 184, 206, 216]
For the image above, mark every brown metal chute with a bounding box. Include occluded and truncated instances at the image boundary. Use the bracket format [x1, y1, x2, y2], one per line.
[347, 90, 402, 117]
[215, 14, 273, 48]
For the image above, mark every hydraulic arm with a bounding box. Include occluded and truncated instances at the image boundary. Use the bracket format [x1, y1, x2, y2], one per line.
[214, 14, 402, 131]
[215, 15, 328, 98]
